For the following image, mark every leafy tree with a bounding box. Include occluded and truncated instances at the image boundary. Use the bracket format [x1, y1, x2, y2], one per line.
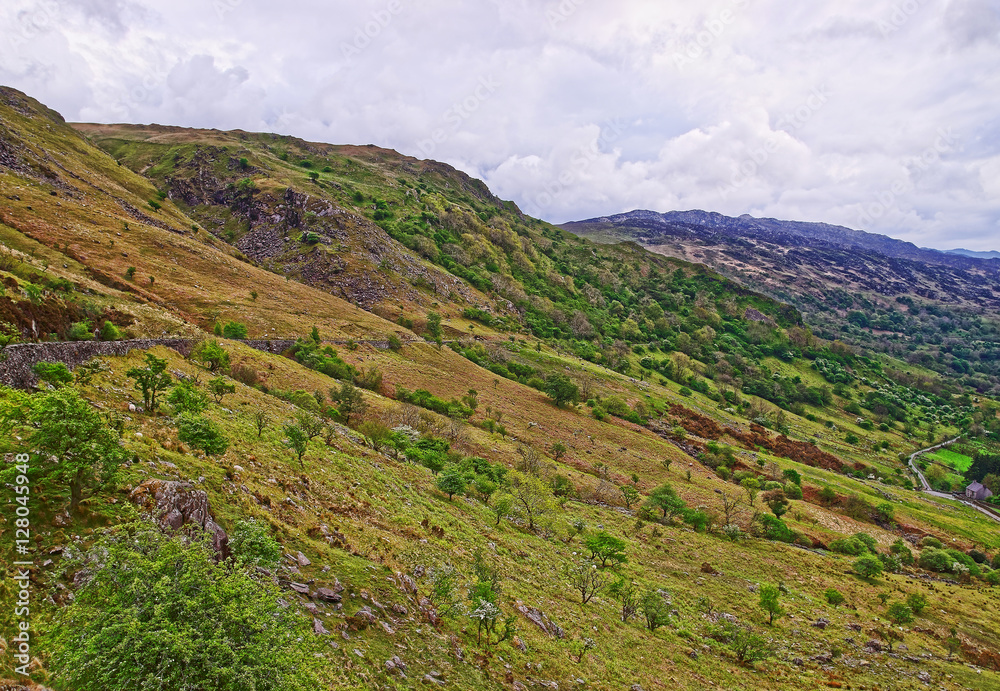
[51, 524, 316, 691]
[68, 321, 94, 341]
[329, 380, 367, 424]
[191, 340, 230, 372]
[426, 311, 443, 343]
[222, 321, 249, 339]
[640, 589, 671, 631]
[620, 484, 640, 509]
[208, 376, 236, 404]
[645, 482, 686, 522]
[32, 361, 73, 387]
[507, 469, 557, 532]
[177, 414, 229, 456]
[729, 626, 772, 665]
[741, 476, 761, 506]
[283, 423, 309, 467]
[583, 531, 628, 568]
[824, 588, 845, 607]
[564, 560, 607, 604]
[762, 488, 790, 517]
[489, 493, 515, 526]
[126, 353, 173, 411]
[296, 411, 324, 441]
[0, 321, 19, 360]
[99, 320, 122, 340]
[782, 468, 801, 485]
[436, 464, 467, 500]
[387, 334, 403, 351]
[20, 387, 128, 511]
[758, 584, 783, 625]
[906, 593, 927, 615]
[818, 486, 838, 505]
[550, 442, 567, 462]
[853, 554, 884, 579]
[251, 408, 270, 438]
[607, 577, 640, 622]
[545, 373, 579, 407]
[167, 379, 209, 413]
[886, 601, 914, 625]
[874, 502, 895, 524]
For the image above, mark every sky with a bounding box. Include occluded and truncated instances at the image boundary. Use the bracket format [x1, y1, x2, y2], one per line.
[2, 0, 999, 251]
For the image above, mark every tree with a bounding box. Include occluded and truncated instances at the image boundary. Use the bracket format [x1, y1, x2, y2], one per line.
[23, 387, 128, 511]
[818, 486, 838, 505]
[489, 493, 514, 526]
[426, 311, 443, 344]
[99, 320, 122, 340]
[886, 602, 913, 625]
[126, 353, 173, 411]
[550, 442, 567, 462]
[222, 321, 249, 339]
[436, 464, 466, 500]
[507, 469, 557, 532]
[824, 588, 845, 607]
[645, 483, 686, 522]
[905, 593, 927, 616]
[167, 379, 209, 413]
[583, 531, 628, 568]
[329, 381, 366, 424]
[607, 577, 640, 622]
[762, 488, 790, 518]
[741, 476, 761, 507]
[0, 321, 20, 360]
[208, 376, 236, 404]
[758, 584, 783, 625]
[853, 554, 884, 579]
[33, 361, 73, 387]
[252, 408, 270, 438]
[565, 560, 607, 604]
[620, 484, 640, 509]
[545, 373, 579, 408]
[283, 423, 309, 467]
[177, 414, 229, 456]
[51, 525, 317, 691]
[296, 411, 324, 441]
[782, 468, 802, 486]
[729, 626, 772, 665]
[640, 589, 671, 631]
[229, 519, 282, 568]
[191, 340, 230, 372]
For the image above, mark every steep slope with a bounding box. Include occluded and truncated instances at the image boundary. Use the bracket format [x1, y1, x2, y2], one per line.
[2, 88, 1000, 691]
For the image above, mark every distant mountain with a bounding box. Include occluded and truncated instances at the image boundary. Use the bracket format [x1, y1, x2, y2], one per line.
[946, 248, 1000, 260]
[562, 209, 1000, 379]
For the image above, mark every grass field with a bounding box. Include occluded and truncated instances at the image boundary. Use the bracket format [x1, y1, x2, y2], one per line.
[925, 449, 973, 473]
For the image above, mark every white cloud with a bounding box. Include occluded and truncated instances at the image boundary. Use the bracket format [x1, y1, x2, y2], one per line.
[0, 0, 998, 249]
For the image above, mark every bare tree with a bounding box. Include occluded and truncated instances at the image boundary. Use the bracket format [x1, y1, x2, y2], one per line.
[719, 488, 744, 527]
[565, 560, 608, 604]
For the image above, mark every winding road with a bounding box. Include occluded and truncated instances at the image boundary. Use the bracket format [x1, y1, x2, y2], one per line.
[907, 438, 1000, 524]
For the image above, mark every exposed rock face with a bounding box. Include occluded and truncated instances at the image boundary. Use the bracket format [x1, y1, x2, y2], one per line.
[130, 479, 229, 558]
[515, 603, 565, 638]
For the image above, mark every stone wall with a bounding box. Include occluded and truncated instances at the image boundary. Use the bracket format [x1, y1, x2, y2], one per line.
[0, 338, 298, 388]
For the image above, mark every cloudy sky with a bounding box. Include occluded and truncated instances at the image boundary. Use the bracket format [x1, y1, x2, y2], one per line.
[2, 0, 999, 250]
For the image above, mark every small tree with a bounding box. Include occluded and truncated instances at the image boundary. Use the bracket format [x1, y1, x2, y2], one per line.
[762, 488, 790, 518]
[126, 353, 173, 411]
[758, 584, 783, 625]
[818, 486, 838, 505]
[489, 493, 514, 526]
[283, 423, 309, 467]
[329, 381, 366, 424]
[230, 519, 282, 568]
[730, 626, 771, 666]
[564, 560, 607, 604]
[252, 408, 270, 438]
[741, 476, 761, 507]
[545, 373, 579, 408]
[222, 321, 249, 339]
[583, 531, 628, 568]
[167, 379, 209, 414]
[620, 484, 640, 509]
[550, 442, 567, 462]
[853, 554, 884, 579]
[640, 589, 671, 631]
[905, 593, 927, 616]
[426, 311, 443, 344]
[607, 577, 640, 622]
[177, 414, 229, 456]
[507, 469, 557, 532]
[207, 376, 236, 404]
[436, 465, 466, 500]
[886, 601, 913, 625]
[296, 411, 324, 441]
[945, 628, 961, 659]
[645, 483, 686, 522]
[191, 340, 230, 372]
[824, 588, 845, 607]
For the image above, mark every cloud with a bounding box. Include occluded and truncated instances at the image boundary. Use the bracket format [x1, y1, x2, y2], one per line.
[0, 0, 998, 250]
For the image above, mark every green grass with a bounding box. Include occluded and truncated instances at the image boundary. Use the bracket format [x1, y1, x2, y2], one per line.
[925, 448, 973, 472]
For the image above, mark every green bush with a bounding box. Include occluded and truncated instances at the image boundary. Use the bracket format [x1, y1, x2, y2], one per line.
[167, 379, 209, 413]
[853, 554, 884, 578]
[828, 537, 866, 556]
[918, 547, 953, 572]
[177, 413, 229, 455]
[230, 519, 283, 568]
[783, 482, 803, 500]
[905, 593, 927, 615]
[51, 525, 316, 690]
[33, 361, 74, 387]
[221, 321, 249, 339]
[824, 588, 845, 607]
[68, 321, 94, 341]
[920, 535, 943, 549]
[99, 320, 122, 340]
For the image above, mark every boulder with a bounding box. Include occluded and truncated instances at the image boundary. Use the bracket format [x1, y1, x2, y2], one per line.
[515, 603, 565, 639]
[129, 480, 229, 557]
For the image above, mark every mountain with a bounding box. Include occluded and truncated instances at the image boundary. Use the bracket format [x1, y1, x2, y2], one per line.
[563, 209, 1000, 395]
[946, 248, 1000, 260]
[3, 87, 1000, 691]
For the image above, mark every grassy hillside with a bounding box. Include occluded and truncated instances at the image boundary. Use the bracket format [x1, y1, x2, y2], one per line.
[2, 86, 1000, 691]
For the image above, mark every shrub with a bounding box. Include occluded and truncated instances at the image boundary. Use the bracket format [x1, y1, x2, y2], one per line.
[191, 340, 231, 372]
[905, 593, 927, 615]
[920, 535, 943, 549]
[33, 361, 74, 387]
[968, 549, 988, 564]
[784, 482, 803, 500]
[824, 588, 845, 607]
[230, 363, 260, 387]
[68, 321, 94, 341]
[221, 321, 249, 339]
[584, 531, 628, 568]
[230, 519, 282, 568]
[167, 379, 209, 413]
[829, 537, 866, 556]
[886, 602, 913, 625]
[843, 495, 872, 521]
[436, 465, 467, 500]
[177, 413, 229, 455]
[640, 589, 671, 631]
[853, 554, 884, 578]
[755, 514, 795, 543]
[50, 525, 316, 690]
[874, 502, 895, 524]
[918, 548, 953, 572]
[387, 334, 403, 351]
[890, 539, 914, 565]
[852, 532, 878, 554]
[99, 320, 122, 340]
[818, 486, 838, 505]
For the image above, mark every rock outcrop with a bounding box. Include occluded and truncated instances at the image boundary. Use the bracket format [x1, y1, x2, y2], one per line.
[130, 479, 229, 558]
